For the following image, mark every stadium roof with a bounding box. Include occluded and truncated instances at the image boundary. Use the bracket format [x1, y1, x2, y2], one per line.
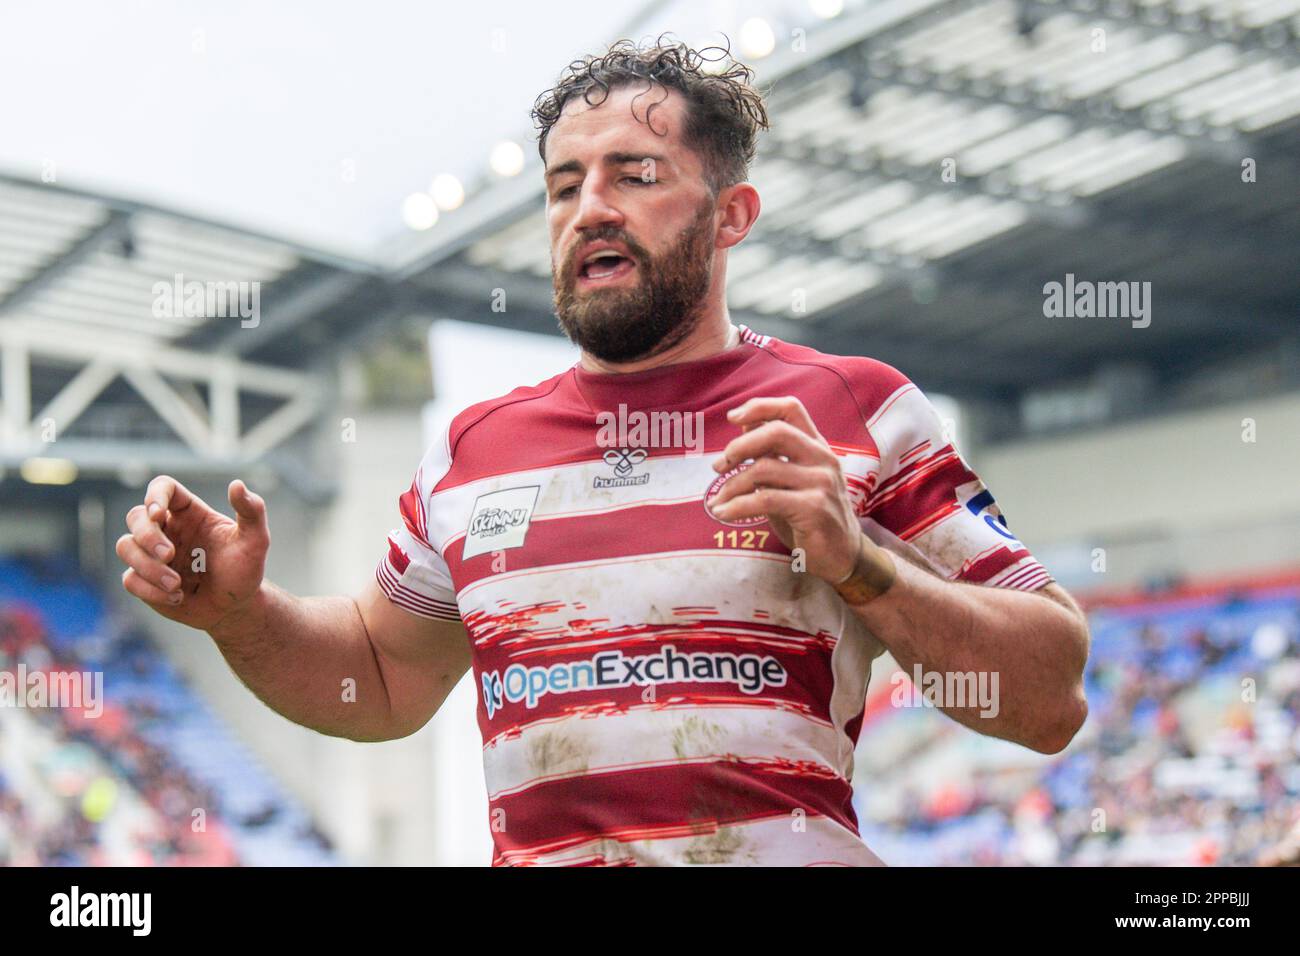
[3, 0, 1298, 487]
[0, 173, 401, 490]
[397, 0, 1300, 417]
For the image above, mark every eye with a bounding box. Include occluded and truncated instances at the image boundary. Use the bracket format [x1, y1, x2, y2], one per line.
[554, 184, 579, 200]
[622, 176, 653, 186]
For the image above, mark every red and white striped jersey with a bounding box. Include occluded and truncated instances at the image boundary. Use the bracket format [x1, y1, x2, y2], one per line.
[377, 325, 1053, 866]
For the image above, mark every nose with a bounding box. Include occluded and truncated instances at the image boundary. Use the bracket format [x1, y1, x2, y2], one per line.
[570, 177, 624, 236]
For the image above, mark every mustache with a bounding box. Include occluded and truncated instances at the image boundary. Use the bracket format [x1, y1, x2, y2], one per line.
[558, 230, 651, 278]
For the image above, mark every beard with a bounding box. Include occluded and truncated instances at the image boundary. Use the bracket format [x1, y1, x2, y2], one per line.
[552, 200, 715, 364]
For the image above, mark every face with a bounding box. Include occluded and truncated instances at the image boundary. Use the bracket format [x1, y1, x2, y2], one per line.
[544, 85, 719, 364]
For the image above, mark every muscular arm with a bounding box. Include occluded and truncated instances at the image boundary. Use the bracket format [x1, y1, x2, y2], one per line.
[707, 396, 1090, 757]
[115, 475, 471, 744]
[208, 579, 472, 743]
[842, 541, 1089, 753]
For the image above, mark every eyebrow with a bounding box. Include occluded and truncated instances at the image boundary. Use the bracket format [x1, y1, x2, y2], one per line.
[544, 151, 670, 181]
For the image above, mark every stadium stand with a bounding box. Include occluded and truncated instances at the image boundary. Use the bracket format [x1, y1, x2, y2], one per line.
[855, 574, 1300, 865]
[0, 555, 337, 866]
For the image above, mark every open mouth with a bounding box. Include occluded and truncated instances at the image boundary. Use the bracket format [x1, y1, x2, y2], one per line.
[578, 250, 636, 285]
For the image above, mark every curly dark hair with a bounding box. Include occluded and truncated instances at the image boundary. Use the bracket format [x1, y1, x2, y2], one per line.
[531, 36, 770, 193]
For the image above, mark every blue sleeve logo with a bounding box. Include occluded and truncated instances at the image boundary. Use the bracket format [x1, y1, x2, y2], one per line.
[965, 489, 1021, 544]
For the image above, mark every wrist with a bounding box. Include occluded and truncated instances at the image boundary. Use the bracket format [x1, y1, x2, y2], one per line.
[208, 583, 271, 645]
[832, 533, 897, 606]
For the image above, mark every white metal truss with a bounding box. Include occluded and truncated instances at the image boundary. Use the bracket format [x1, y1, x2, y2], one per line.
[0, 320, 325, 470]
[0, 174, 371, 485]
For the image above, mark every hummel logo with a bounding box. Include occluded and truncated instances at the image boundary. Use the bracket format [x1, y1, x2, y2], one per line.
[603, 447, 647, 477]
[594, 447, 651, 489]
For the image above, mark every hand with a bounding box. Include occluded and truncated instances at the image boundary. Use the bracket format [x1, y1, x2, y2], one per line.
[116, 476, 270, 631]
[706, 396, 866, 584]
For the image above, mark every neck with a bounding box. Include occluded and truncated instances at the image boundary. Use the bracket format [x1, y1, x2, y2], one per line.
[578, 305, 741, 375]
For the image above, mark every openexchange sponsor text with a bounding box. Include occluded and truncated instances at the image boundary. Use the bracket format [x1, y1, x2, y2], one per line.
[482, 644, 787, 718]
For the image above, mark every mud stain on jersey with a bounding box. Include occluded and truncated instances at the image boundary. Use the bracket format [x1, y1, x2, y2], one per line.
[682, 825, 756, 865]
[527, 731, 589, 777]
[671, 714, 728, 759]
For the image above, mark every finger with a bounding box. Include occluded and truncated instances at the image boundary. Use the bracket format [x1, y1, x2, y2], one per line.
[708, 487, 810, 525]
[712, 420, 828, 473]
[115, 533, 182, 593]
[126, 504, 175, 562]
[144, 474, 196, 522]
[228, 480, 269, 541]
[707, 458, 812, 507]
[726, 396, 822, 440]
[122, 567, 183, 607]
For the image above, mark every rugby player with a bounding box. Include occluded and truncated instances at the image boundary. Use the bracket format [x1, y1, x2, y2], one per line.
[117, 39, 1089, 866]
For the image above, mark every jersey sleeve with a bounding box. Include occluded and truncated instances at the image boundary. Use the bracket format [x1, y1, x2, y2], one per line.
[859, 370, 1054, 592]
[374, 423, 462, 621]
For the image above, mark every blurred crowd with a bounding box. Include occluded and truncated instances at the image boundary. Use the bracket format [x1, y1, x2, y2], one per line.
[862, 589, 1300, 866]
[5, 552, 1297, 867]
[0, 603, 241, 864]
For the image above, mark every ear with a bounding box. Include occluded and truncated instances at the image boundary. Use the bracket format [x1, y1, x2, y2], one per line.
[714, 182, 761, 251]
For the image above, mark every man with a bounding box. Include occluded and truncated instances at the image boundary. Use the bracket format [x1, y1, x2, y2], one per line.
[117, 39, 1088, 866]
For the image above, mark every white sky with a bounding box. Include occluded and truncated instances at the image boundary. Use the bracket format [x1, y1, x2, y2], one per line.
[0, 0, 815, 261]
